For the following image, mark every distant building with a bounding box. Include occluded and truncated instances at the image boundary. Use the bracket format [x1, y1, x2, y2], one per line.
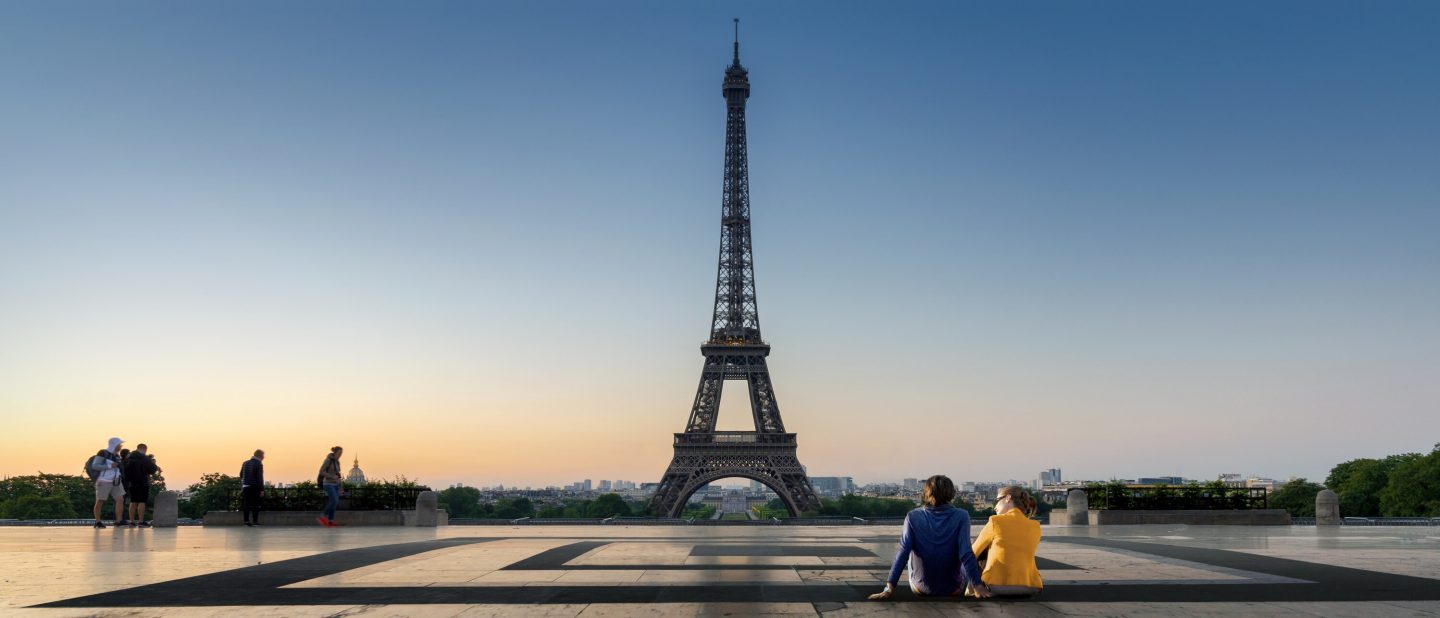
[721, 489, 748, 514]
[810, 476, 854, 498]
[1135, 476, 1184, 485]
[1245, 477, 1279, 490]
[582, 479, 593, 491]
[1039, 468, 1062, 486]
[902, 478, 920, 491]
[598, 480, 612, 491]
[345, 457, 367, 486]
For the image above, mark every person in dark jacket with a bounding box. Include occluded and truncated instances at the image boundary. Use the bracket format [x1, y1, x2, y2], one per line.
[117, 448, 131, 525]
[122, 444, 162, 527]
[239, 449, 265, 526]
[869, 475, 991, 600]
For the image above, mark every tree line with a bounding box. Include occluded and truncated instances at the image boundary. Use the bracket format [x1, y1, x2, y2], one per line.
[435, 489, 647, 520]
[0, 473, 156, 520]
[1247, 443, 1440, 517]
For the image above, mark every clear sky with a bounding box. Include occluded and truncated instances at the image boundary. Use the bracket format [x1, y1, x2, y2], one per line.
[2, 2, 1437, 490]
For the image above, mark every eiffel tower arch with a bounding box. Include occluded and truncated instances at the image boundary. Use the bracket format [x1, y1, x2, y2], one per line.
[649, 21, 821, 518]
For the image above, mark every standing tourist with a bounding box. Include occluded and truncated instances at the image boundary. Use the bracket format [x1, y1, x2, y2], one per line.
[122, 444, 162, 528]
[869, 475, 991, 600]
[90, 437, 126, 529]
[317, 446, 344, 527]
[239, 449, 265, 526]
[116, 448, 131, 526]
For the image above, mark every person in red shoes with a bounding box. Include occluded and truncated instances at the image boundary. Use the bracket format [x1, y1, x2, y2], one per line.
[316, 446, 344, 526]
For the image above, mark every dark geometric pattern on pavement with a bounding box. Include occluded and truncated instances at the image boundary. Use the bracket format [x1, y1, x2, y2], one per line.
[690, 544, 876, 557]
[503, 540, 1077, 571]
[36, 535, 1440, 608]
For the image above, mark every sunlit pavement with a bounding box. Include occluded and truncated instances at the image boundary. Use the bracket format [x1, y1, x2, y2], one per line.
[4, 524, 1439, 616]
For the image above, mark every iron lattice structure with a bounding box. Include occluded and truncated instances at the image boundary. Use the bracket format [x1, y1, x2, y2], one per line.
[649, 24, 821, 518]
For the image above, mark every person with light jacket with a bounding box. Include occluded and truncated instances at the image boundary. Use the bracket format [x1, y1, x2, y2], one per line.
[90, 437, 126, 529]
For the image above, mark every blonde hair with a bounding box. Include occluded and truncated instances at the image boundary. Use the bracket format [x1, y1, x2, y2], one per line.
[998, 485, 1037, 516]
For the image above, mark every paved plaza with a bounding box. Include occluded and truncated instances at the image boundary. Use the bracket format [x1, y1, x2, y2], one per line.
[2, 524, 1439, 617]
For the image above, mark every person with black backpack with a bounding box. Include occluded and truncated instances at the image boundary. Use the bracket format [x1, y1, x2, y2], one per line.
[88, 437, 126, 529]
[123, 444, 162, 528]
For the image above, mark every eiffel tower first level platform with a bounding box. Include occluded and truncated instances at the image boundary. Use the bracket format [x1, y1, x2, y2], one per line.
[650, 431, 819, 518]
[648, 22, 822, 518]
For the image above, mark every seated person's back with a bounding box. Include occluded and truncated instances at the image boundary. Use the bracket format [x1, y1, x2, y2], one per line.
[875, 475, 987, 599]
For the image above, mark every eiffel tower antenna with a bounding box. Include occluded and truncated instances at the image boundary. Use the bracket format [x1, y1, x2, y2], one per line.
[733, 18, 740, 64]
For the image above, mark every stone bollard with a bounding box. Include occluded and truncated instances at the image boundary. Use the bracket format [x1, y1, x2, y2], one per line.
[1316, 489, 1341, 525]
[152, 491, 179, 528]
[1066, 489, 1089, 526]
[414, 491, 439, 527]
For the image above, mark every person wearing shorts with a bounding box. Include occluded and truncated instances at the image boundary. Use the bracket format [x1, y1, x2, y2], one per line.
[123, 443, 161, 527]
[91, 437, 126, 529]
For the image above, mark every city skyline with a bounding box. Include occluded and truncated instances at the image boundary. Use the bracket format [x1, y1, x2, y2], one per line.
[3, 2, 1438, 490]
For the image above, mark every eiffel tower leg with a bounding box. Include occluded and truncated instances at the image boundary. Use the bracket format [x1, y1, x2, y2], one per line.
[746, 360, 785, 433]
[684, 357, 725, 433]
[775, 467, 821, 513]
[648, 461, 695, 517]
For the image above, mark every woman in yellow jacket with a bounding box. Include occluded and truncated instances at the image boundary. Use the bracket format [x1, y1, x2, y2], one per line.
[970, 485, 1044, 597]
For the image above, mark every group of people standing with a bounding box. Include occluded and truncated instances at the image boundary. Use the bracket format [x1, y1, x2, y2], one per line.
[87, 437, 162, 529]
[236, 445, 348, 527]
[870, 475, 1044, 601]
[89, 439, 349, 528]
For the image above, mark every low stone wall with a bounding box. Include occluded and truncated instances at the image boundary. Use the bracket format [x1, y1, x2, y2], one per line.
[204, 510, 447, 526]
[404, 509, 448, 527]
[1090, 509, 1291, 525]
[1047, 508, 1291, 526]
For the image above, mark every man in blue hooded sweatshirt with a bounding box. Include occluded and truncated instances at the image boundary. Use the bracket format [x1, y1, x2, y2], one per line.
[871, 475, 991, 599]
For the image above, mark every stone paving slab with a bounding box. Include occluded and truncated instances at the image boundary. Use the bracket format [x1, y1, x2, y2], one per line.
[2, 525, 1437, 616]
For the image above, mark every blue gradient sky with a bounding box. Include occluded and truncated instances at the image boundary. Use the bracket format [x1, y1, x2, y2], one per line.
[2, 2, 1437, 488]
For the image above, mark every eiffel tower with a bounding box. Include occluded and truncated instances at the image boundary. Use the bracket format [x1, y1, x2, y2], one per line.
[649, 21, 821, 518]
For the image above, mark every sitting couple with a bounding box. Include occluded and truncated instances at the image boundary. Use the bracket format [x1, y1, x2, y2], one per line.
[869, 475, 1043, 601]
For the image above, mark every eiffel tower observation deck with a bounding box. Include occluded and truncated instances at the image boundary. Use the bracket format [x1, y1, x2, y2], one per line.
[649, 21, 822, 518]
